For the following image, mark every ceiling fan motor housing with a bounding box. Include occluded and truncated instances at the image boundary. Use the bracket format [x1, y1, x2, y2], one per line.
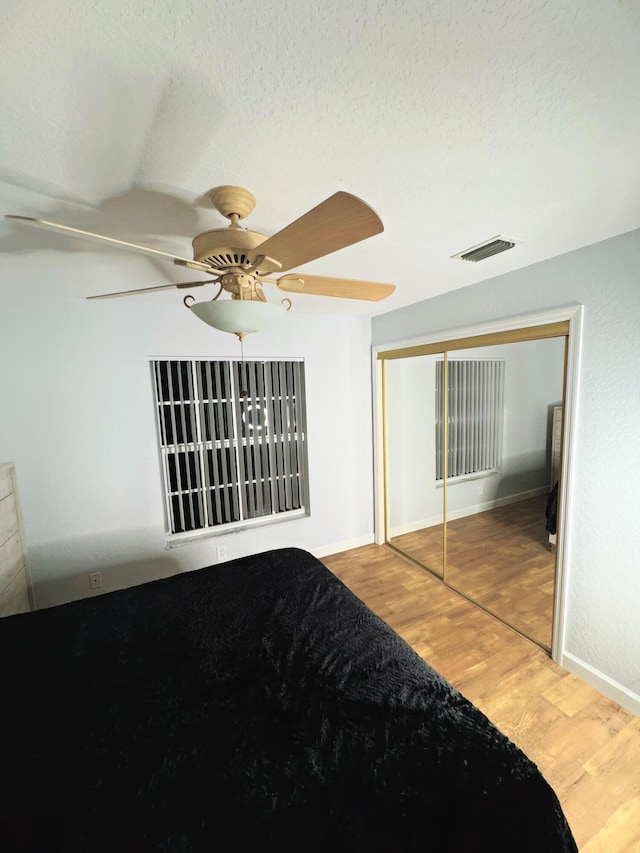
[220, 271, 260, 299]
[191, 228, 267, 269]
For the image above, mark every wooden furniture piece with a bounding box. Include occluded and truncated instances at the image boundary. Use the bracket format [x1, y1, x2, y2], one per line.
[551, 405, 563, 487]
[549, 405, 563, 546]
[0, 462, 32, 617]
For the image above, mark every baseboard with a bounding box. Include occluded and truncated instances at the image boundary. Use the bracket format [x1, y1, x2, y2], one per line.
[560, 652, 640, 717]
[446, 486, 549, 522]
[389, 515, 442, 538]
[312, 534, 375, 559]
[388, 487, 549, 538]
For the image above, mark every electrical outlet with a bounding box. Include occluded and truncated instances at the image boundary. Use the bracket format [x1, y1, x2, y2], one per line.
[89, 572, 102, 590]
[216, 545, 228, 562]
[477, 482, 484, 496]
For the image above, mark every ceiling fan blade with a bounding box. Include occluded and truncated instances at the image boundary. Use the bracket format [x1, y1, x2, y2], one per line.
[4, 215, 212, 273]
[250, 192, 383, 274]
[87, 280, 216, 300]
[277, 273, 395, 301]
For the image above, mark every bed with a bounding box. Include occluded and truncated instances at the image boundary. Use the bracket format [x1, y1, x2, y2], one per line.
[0, 547, 576, 851]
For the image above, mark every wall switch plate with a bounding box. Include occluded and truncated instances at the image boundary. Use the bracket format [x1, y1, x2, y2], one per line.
[216, 545, 228, 562]
[89, 572, 102, 590]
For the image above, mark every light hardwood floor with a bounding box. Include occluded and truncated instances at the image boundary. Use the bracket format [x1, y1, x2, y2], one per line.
[390, 494, 556, 648]
[321, 544, 640, 852]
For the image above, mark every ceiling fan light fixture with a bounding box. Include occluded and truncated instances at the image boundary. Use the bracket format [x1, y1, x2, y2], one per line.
[188, 299, 287, 339]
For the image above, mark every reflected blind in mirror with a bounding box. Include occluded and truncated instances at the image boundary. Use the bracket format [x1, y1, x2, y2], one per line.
[436, 359, 505, 481]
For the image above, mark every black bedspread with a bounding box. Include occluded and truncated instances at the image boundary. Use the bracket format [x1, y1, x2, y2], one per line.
[0, 548, 576, 851]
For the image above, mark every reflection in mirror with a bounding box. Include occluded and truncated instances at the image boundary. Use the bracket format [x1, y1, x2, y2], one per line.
[385, 354, 444, 577]
[443, 337, 566, 649]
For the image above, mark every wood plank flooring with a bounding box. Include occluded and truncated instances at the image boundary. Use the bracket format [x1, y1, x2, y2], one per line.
[390, 494, 556, 648]
[321, 544, 640, 852]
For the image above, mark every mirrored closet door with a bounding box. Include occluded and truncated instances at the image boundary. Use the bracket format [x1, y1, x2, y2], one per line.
[381, 324, 568, 651]
[385, 354, 444, 577]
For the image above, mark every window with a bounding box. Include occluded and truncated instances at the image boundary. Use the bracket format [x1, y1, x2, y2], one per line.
[435, 359, 504, 481]
[151, 358, 309, 538]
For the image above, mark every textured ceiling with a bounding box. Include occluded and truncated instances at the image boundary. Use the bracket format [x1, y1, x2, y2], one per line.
[1, 0, 639, 317]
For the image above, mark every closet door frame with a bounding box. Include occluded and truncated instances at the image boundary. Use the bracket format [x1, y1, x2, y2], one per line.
[373, 304, 584, 664]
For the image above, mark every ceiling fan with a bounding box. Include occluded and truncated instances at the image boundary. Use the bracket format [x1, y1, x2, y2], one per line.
[5, 186, 395, 339]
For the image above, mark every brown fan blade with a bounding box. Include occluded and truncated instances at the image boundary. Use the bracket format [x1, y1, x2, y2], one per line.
[277, 273, 395, 302]
[4, 215, 212, 273]
[87, 280, 216, 300]
[249, 192, 383, 274]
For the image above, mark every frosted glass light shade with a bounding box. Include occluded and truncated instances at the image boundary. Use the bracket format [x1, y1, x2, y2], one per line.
[189, 300, 286, 335]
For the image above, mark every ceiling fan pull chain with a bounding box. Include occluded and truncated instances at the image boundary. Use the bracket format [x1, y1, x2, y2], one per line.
[239, 337, 248, 398]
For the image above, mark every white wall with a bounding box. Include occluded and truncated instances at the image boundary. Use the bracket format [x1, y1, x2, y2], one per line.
[0, 282, 375, 608]
[372, 227, 640, 709]
[497, 338, 565, 490]
[386, 355, 440, 535]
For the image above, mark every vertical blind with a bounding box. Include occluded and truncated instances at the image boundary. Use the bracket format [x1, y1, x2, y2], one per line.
[435, 359, 504, 481]
[152, 359, 308, 535]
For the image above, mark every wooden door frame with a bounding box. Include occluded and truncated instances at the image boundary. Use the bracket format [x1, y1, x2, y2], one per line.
[372, 304, 584, 664]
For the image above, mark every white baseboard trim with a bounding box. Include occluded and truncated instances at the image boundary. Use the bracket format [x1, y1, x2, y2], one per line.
[560, 651, 640, 717]
[389, 515, 442, 538]
[311, 534, 375, 559]
[388, 487, 549, 538]
[447, 486, 549, 522]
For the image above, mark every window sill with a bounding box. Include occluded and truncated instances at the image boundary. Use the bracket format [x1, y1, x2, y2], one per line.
[164, 507, 309, 548]
[435, 470, 501, 488]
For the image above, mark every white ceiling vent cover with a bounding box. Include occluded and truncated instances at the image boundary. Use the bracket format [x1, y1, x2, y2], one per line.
[452, 235, 521, 262]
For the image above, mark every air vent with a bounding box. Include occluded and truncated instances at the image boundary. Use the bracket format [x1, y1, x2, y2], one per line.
[452, 235, 521, 262]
